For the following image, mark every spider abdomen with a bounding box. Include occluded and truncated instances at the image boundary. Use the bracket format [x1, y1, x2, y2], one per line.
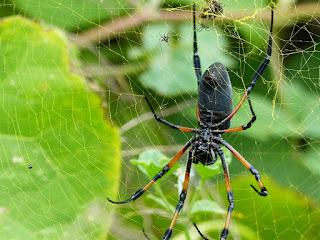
[197, 62, 233, 129]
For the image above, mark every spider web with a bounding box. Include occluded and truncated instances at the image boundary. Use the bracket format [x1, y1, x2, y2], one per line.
[1, 0, 320, 239]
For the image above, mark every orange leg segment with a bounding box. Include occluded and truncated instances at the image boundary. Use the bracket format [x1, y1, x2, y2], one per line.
[162, 150, 194, 240]
[107, 141, 191, 204]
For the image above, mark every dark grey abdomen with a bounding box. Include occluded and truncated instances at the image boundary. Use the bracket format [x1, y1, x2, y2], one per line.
[198, 62, 233, 129]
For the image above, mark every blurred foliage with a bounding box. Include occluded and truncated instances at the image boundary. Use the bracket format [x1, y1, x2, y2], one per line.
[0, 15, 121, 239]
[2, 0, 130, 31]
[1, 0, 320, 239]
[129, 23, 234, 96]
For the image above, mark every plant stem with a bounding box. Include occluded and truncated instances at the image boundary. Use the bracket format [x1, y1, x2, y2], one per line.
[188, 178, 206, 214]
[155, 182, 175, 212]
[184, 226, 192, 240]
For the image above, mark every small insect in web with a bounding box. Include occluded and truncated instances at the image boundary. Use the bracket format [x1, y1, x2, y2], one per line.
[200, 0, 224, 21]
[159, 32, 172, 49]
[108, 2, 274, 239]
[159, 33, 170, 43]
[28, 164, 32, 169]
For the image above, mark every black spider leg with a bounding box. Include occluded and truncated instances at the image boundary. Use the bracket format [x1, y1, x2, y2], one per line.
[193, 147, 234, 240]
[210, 5, 274, 129]
[242, 97, 256, 130]
[215, 137, 268, 197]
[142, 228, 151, 240]
[193, 2, 202, 85]
[193, 223, 209, 240]
[144, 96, 201, 133]
[215, 96, 257, 134]
[107, 141, 192, 204]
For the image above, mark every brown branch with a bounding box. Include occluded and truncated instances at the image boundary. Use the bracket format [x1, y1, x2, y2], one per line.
[76, 2, 320, 45]
[75, 10, 190, 46]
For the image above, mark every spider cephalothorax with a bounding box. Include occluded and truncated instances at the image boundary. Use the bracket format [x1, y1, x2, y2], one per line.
[108, 2, 274, 240]
[192, 130, 220, 165]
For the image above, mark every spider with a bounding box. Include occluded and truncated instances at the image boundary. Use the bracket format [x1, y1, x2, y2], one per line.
[159, 33, 170, 43]
[107, 2, 274, 239]
[159, 32, 172, 49]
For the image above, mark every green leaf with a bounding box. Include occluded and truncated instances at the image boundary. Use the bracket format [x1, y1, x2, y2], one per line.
[231, 93, 298, 140]
[11, 0, 130, 31]
[171, 219, 260, 240]
[189, 199, 225, 215]
[221, 0, 269, 10]
[303, 147, 320, 176]
[236, 20, 271, 50]
[134, 23, 234, 96]
[219, 175, 320, 239]
[175, 175, 320, 239]
[282, 41, 320, 139]
[146, 193, 175, 212]
[130, 149, 179, 179]
[0, 16, 121, 239]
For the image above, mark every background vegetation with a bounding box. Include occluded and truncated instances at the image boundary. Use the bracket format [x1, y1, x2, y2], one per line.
[0, 0, 320, 239]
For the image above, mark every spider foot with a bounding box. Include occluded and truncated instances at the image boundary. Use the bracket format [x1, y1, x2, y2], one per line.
[220, 228, 228, 240]
[106, 197, 131, 204]
[162, 229, 173, 240]
[193, 223, 209, 240]
[142, 229, 151, 240]
[107, 189, 144, 204]
[250, 185, 268, 196]
[142, 228, 173, 240]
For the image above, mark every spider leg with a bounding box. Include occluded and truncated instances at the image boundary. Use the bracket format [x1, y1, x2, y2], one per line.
[222, 96, 257, 133]
[217, 148, 234, 240]
[193, 2, 202, 85]
[193, 223, 209, 240]
[216, 138, 268, 197]
[193, 148, 234, 240]
[107, 141, 192, 204]
[208, 97, 257, 134]
[211, 6, 274, 129]
[145, 96, 201, 133]
[160, 149, 195, 240]
[142, 228, 151, 240]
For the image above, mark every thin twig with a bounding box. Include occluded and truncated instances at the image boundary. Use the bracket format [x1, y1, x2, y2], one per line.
[75, 2, 320, 45]
[84, 62, 149, 78]
[122, 145, 186, 158]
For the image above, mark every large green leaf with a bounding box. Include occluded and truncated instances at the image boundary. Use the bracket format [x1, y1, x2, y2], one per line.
[8, 0, 130, 31]
[0, 17, 121, 239]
